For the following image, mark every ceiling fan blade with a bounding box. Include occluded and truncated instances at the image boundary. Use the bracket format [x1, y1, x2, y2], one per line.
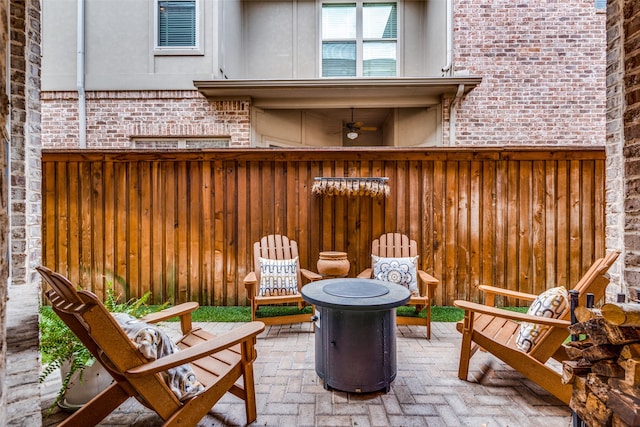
[360, 126, 377, 131]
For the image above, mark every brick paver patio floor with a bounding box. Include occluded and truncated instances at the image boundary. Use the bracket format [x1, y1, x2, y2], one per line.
[41, 321, 572, 427]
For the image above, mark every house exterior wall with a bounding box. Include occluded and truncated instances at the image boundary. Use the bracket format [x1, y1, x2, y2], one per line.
[606, 0, 627, 299]
[41, 1, 608, 149]
[1, 0, 42, 425]
[42, 0, 447, 88]
[621, 0, 640, 294]
[0, 0, 8, 423]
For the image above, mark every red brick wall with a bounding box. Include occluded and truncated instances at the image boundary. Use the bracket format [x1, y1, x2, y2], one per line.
[42, 91, 251, 147]
[453, 0, 606, 146]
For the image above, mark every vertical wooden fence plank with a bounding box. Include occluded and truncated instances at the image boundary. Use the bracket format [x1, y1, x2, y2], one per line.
[531, 160, 546, 295]
[114, 162, 129, 299]
[444, 160, 458, 302]
[66, 162, 80, 286]
[556, 160, 569, 288]
[432, 160, 445, 305]
[545, 160, 558, 288]
[469, 160, 482, 301]
[518, 161, 532, 296]
[457, 161, 470, 301]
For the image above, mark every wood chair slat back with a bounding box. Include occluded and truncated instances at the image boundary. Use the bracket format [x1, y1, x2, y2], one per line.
[374, 233, 416, 258]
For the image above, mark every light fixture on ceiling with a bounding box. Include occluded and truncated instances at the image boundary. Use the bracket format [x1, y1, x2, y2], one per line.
[346, 131, 359, 140]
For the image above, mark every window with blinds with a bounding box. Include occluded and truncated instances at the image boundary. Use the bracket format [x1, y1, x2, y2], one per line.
[322, 2, 397, 77]
[157, 0, 197, 48]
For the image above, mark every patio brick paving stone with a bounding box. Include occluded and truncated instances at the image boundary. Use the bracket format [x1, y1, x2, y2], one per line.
[40, 321, 575, 427]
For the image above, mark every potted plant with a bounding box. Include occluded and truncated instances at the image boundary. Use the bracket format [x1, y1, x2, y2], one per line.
[39, 284, 166, 411]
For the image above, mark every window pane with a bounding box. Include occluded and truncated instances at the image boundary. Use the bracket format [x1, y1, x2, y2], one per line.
[158, 1, 196, 47]
[363, 41, 396, 76]
[363, 3, 397, 39]
[322, 42, 356, 77]
[322, 4, 356, 39]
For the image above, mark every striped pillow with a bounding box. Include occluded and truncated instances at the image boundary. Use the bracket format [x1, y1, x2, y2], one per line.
[258, 257, 299, 296]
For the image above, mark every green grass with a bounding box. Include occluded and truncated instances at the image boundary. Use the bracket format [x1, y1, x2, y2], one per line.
[160, 305, 531, 323]
[185, 305, 468, 323]
[47, 304, 529, 323]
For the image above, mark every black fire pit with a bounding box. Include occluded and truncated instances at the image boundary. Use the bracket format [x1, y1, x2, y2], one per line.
[301, 278, 410, 393]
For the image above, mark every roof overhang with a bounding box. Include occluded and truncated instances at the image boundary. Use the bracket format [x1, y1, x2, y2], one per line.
[193, 77, 482, 109]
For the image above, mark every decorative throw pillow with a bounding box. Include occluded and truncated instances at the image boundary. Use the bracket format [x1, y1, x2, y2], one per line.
[113, 313, 204, 401]
[258, 256, 299, 296]
[515, 286, 568, 353]
[372, 255, 419, 295]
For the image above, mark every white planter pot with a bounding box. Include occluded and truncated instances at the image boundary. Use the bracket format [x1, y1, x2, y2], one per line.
[59, 359, 113, 411]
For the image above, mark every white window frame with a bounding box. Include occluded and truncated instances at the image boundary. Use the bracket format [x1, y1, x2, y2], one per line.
[319, 0, 400, 78]
[153, 0, 204, 56]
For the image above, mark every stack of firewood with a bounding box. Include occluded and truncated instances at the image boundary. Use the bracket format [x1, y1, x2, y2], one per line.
[563, 302, 640, 426]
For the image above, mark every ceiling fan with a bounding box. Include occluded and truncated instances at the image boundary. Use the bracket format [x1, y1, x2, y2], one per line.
[345, 108, 378, 140]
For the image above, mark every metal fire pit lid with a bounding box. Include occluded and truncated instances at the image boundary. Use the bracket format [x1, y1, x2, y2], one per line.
[301, 278, 410, 311]
[324, 281, 389, 298]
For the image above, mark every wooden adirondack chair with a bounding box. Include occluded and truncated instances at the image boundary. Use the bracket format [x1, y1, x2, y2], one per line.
[243, 234, 322, 325]
[37, 266, 265, 427]
[357, 233, 439, 339]
[454, 251, 620, 405]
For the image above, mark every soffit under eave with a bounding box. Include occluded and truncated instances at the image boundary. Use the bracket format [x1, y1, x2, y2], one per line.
[193, 77, 482, 109]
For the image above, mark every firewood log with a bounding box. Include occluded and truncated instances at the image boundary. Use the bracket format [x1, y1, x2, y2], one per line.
[576, 393, 613, 427]
[575, 306, 603, 323]
[571, 375, 588, 403]
[586, 373, 612, 404]
[624, 358, 640, 386]
[582, 344, 624, 363]
[602, 303, 640, 327]
[612, 413, 632, 427]
[620, 343, 640, 360]
[609, 378, 640, 400]
[592, 360, 626, 378]
[564, 340, 594, 360]
[607, 391, 640, 426]
[570, 318, 616, 345]
[563, 360, 592, 384]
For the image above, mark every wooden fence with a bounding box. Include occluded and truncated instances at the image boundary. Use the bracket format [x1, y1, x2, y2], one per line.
[42, 147, 606, 307]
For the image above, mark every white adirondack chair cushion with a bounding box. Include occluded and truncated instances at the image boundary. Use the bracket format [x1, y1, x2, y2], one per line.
[113, 313, 204, 401]
[515, 286, 568, 353]
[258, 256, 299, 296]
[372, 255, 419, 295]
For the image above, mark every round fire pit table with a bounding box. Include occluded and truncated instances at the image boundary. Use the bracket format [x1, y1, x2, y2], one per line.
[301, 278, 410, 393]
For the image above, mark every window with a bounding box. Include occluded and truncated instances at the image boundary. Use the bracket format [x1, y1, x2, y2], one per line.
[132, 138, 230, 149]
[155, 0, 201, 53]
[322, 2, 397, 77]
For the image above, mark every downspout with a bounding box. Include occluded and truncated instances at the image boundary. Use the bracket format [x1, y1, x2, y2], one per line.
[441, 0, 453, 77]
[448, 84, 464, 146]
[77, 0, 86, 148]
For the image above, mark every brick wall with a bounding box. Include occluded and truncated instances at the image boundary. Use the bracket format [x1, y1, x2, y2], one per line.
[623, 0, 640, 288]
[3, 0, 42, 425]
[453, 0, 606, 146]
[41, 91, 251, 147]
[0, 0, 8, 423]
[606, 0, 626, 299]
